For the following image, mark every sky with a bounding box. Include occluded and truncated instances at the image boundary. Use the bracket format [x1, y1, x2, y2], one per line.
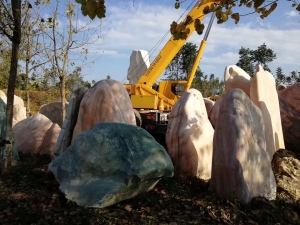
[68, 0, 300, 83]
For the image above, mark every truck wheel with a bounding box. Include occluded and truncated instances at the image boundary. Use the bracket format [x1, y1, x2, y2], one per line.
[133, 109, 142, 127]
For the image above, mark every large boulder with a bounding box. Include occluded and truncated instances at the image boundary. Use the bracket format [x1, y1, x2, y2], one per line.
[224, 65, 251, 96]
[278, 83, 300, 153]
[250, 65, 285, 157]
[54, 83, 87, 157]
[209, 89, 276, 203]
[0, 93, 26, 126]
[272, 149, 300, 201]
[72, 79, 136, 142]
[39, 102, 69, 127]
[12, 113, 61, 157]
[127, 50, 150, 84]
[49, 122, 174, 208]
[208, 95, 224, 129]
[166, 89, 214, 180]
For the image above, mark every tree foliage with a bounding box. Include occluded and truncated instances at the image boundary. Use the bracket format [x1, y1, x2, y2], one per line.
[170, 0, 300, 40]
[275, 67, 300, 86]
[236, 43, 276, 77]
[165, 42, 199, 80]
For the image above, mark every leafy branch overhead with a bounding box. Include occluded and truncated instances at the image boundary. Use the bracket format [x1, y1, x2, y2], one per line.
[75, 0, 106, 20]
[170, 0, 300, 40]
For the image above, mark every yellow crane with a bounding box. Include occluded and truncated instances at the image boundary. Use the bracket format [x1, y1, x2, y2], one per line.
[124, 0, 219, 139]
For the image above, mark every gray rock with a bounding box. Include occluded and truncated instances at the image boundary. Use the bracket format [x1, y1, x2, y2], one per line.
[209, 88, 276, 203]
[49, 122, 174, 208]
[54, 83, 87, 158]
[39, 102, 69, 127]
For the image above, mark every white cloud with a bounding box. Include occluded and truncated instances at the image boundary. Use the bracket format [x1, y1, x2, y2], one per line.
[83, 2, 300, 81]
[286, 11, 299, 17]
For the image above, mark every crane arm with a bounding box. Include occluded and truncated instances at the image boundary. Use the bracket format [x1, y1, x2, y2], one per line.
[136, 0, 219, 88]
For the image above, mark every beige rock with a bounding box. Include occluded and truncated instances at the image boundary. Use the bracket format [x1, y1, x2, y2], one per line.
[0, 90, 6, 100]
[166, 89, 214, 179]
[250, 65, 285, 157]
[72, 79, 136, 142]
[39, 102, 69, 127]
[127, 50, 150, 84]
[203, 98, 215, 116]
[277, 84, 286, 91]
[208, 95, 224, 128]
[12, 113, 60, 156]
[224, 65, 251, 96]
[209, 89, 276, 203]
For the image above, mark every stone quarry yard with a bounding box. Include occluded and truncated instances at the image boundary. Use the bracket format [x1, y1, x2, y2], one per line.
[0, 154, 299, 225]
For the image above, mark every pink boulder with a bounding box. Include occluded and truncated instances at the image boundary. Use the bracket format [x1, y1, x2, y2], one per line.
[278, 83, 300, 152]
[12, 113, 60, 157]
[166, 89, 214, 180]
[203, 98, 215, 115]
[208, 95, 224, 129]
[209, 89, 276, 203]
[72, 79, 136, 142]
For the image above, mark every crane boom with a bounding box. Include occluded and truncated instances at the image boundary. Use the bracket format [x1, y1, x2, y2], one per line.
[136, 0, 218, 88]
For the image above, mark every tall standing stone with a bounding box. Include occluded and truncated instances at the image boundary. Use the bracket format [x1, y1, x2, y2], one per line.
[250, 65, 285, 157]
[224, 65, 251, 96]
[209, 89, 276, 203]
[127, 50, 150, 84]
[166, 89, 214, 180]
[54, 83, 87, 157]
[72, 79, 136, 142]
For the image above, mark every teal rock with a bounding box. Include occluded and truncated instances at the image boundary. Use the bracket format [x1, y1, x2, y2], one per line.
[49, 122, 174, 208]
[0, 99, 6, 140]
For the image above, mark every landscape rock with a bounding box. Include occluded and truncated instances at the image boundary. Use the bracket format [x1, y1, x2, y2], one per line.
[203, 98, 215, 115]
[166, 89, 214, 179]
[224, 65, 251, 96]
[72, 79, 136, 142]
[208, 95, 224, 128]
[127, 50, 150, 84]
[0, 90, 6, 101]
[277, 84, 286, 91]
[54, 83, 87, 157]
[49, 122, 174, 208]
[272, 149, 300, 201]
[278, 83, 300, 153]
[39, 102, 69, 127]
[12, 113, 60, 157]
[209, 89, 276, 203]
[250, 65, 285, 157]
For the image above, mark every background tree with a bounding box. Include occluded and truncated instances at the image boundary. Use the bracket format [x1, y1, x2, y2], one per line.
[65, 66, 91, 90]
[0, 0, 22, 172]
[236, 43, 276, 77]
[275, 67, 286, 85]
[165, 42, 198, 80]
[236, 47, 255, 77]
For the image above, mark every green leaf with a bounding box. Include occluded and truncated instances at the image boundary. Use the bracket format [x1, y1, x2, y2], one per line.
[87, 0, 97, 19]
[81, 4, 88, 16]
[174, 2, 180, 9]
[75, 0, 86, 4]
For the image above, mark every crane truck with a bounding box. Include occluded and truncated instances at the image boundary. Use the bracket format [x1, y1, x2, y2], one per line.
[124, 0, 219, 143]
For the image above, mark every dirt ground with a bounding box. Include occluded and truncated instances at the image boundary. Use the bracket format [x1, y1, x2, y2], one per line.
[0, 154, 299, 225]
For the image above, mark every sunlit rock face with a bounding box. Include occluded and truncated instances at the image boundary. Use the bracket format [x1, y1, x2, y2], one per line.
[166, 89, 214, 180]
[0, 92, 26, 127]
[209, 88, 276, 203]
[224, 65, 251, 97]
[278, 82, 300, 153]
[12, 113, 60, 157]
[250, 65, 285, 158]
[127, 50, 150, 84]
[72, 79, 136, 142]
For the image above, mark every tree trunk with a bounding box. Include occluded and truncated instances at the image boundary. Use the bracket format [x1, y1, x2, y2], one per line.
[60, 76, 66, 122]
[2, 0, 22, 173]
